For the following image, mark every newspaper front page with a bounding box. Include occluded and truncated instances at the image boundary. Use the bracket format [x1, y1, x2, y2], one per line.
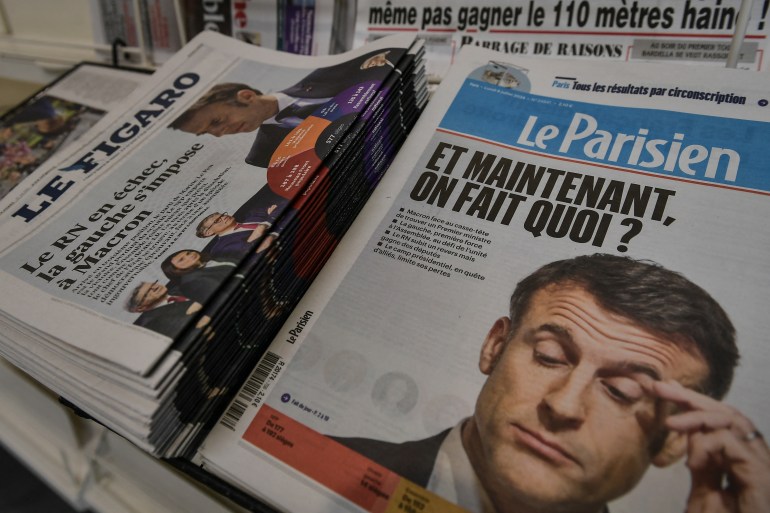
[0, 31, 420, 453]
[356, 0, 770, 83]
[200, 47, 770, 512]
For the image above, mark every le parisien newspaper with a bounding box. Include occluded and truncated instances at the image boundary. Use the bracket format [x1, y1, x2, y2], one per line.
[0, 30, 421, 455]
[356, 0, 770, 83]
[198, 46, 770, 512]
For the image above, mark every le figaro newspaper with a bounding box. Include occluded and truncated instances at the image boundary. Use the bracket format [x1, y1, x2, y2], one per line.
[199, 47, 770, 512]
[0, 30, 423, 454]
[0, 29, 416, 374]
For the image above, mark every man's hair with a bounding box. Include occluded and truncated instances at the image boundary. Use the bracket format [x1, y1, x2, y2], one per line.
[169, 82, 263, 131]
[508, 253, 738, 399]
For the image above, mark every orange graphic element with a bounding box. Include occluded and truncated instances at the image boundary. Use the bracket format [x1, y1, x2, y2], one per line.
[244, 405, 401, 512]
[289, 165, 328, 211]
[384, 479, 468, 513]
[267, 148, 322, 199]
[267, 116, 329, 199]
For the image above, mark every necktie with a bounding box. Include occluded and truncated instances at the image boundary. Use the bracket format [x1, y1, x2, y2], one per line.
[275, 98, 329, 127]
[236, 222, 263, 231]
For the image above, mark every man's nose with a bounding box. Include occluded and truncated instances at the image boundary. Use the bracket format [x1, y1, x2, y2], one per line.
[539, 371, 590, 430]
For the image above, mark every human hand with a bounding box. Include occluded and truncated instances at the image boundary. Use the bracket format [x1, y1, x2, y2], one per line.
[196, 314, 211, 329]
[247, 224, 267, 243]
[186, 301, 203, 315]
[256, 233, 277, 253]
[646, 380, 770, 513]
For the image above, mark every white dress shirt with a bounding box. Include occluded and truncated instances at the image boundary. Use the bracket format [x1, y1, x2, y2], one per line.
[426, 420, 496, 513]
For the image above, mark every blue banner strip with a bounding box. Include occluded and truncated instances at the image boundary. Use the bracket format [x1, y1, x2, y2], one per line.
[439, 80, 770, 193]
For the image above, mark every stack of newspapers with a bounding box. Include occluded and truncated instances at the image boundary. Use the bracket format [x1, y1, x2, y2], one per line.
[0, 31, 426, 458]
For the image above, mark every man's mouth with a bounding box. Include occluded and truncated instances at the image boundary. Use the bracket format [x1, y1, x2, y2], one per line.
[511, 424, 580, 467]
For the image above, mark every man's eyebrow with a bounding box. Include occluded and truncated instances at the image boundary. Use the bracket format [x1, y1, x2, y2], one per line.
[537, 323, 571, 339]
[606, 361, 662, 382]
[529, 323, 580, 359]
[530, 323, 575, 346]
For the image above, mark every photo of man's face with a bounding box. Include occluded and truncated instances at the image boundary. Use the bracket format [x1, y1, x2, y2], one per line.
[199, 212, 236, 237]
[466, 284, 709, 511]
[134, 281, 168, 311]
[179, 100, 264, 137]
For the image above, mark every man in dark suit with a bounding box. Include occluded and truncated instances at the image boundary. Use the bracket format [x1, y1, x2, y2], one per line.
[127, 280, 209, 338]
[196, 185, 286, 263]
[169, 48, 399, 168]
[331, 254, 770, 513]
[332, 429, 450, 488]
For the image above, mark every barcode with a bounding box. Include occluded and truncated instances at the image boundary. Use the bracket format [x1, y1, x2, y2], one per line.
[220, 351, 281, 431]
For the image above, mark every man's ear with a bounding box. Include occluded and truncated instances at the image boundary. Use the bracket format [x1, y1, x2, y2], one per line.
[651, 429, 688, 468]
[236, 89, 257, 103]
[479, 317, 511, 375]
